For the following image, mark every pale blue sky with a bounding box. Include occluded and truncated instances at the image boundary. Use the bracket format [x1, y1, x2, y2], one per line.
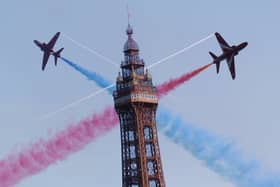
[0, 1, 280, 186]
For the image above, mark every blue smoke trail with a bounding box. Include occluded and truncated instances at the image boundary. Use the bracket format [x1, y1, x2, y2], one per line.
[157, 108, 280, 187]
[61, 57, 280, 186]
[60, 57, 115, 93]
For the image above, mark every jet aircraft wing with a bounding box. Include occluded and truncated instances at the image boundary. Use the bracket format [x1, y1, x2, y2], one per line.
[46, 32, 60, 50]
[215, 32, 232, 53]
[42, 51, 51, 71]
[226, 54, 236, 80]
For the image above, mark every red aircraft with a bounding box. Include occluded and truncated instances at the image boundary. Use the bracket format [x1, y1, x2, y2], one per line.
[34, 32, 64, 71]
[209, 32, 248, 80]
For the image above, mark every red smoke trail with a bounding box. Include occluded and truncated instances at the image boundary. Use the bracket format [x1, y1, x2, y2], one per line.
[0, 107, 118, 187]
[0, 63, 212, 186]
[157, 63, 213, 98]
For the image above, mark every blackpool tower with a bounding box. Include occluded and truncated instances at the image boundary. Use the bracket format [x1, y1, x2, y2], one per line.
[113, 24, 166, 187]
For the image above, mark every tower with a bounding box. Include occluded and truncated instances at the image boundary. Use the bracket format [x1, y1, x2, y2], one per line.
[113, 25, 166, 187]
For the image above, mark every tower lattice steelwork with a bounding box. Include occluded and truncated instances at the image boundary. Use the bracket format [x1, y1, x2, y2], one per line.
[113, 25, 166, 187]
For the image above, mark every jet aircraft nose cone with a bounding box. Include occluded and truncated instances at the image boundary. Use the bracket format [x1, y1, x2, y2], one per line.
[33, 40, 40, 47]
[214, 32, 220, 37]
[240, 42, 248, 50]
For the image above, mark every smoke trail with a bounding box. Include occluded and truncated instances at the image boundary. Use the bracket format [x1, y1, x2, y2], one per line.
[157, 108, 280, 187]
[157, 63, 213, 98]
[0, 107, 118, 187]
[61, 33, 119, 68]
[147, 33, 214, 69]
[41, 58, 210, 120]
[0, 61, 213, 186]
[61, 56, 211, 98]
[62, 61, 280, 186]
[2, 58, 277, 187]
[61, 32, 213, 70]
[39, 85, 114, 120]
[47, 31, 214, 118]
[61, 57, 115, 93]
[53, 31, 214, 118]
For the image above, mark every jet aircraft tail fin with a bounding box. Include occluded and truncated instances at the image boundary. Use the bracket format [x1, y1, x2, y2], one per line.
[209, 51, 217, 59]
[53, 48, 64, 66]
[209, 51, 220, 74]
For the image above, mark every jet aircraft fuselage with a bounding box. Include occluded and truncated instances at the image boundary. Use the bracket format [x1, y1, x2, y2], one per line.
[212, 42, 248, 64]
[34, 41, 56, 53]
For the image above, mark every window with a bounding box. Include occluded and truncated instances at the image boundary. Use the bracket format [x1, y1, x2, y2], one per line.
[145, 143, 155, 157]
[149, 180, 159, 187]
[128, 131, 135, 141]
[130, 145, 136, 159]
[136, 67, 144, 76]
[123, 68, 132, 78]
[147, 161, 155, 175]
[130, 162, 138, 176]
[131, 162, 137, 170]
[144, 127, 153, 140]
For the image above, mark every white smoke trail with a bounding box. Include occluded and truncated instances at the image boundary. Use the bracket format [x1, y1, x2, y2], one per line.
[41, 33, 213, 119]
[39, 84, 114, 120]
[147, 33, 214, 69]
[62, 33, 119, 68]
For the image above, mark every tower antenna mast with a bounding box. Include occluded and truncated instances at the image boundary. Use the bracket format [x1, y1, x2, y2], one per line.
[126, 4, 131, 25]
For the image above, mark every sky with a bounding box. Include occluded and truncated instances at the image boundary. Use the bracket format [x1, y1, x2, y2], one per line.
[0, 0, 280, 186]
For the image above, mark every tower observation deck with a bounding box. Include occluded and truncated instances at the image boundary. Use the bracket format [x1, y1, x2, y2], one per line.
[113, 24, 166, 187]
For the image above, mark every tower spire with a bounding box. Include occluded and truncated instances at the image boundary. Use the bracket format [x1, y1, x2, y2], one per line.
[126, 4, 131, 26]
[126, 23, 133, 37]
[126, 4, 133, 39]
